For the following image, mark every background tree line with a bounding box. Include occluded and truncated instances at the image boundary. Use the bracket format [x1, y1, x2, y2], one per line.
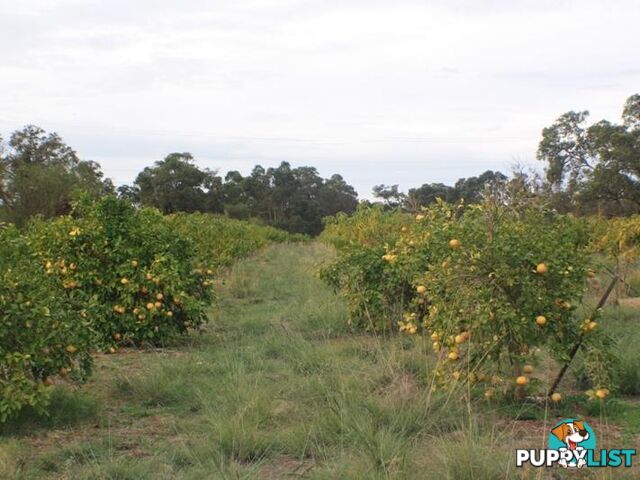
[372, 94, 640, 214]
[1, 94, 638, 233]
[120, 155, 358, 235]
[0, 128, 357, 235]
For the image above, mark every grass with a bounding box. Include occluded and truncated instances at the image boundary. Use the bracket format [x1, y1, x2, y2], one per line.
[1, 242, 639, 479]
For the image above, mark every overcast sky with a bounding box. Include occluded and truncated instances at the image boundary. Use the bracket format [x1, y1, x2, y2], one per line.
[2, 0, 639, 198]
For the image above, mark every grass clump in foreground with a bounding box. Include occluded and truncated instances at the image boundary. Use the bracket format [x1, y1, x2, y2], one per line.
[1, 242, 639, 479]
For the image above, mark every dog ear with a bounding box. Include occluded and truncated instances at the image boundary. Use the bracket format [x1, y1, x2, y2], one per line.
[552, 423, 569, 441]
[574, 421, 585, 431]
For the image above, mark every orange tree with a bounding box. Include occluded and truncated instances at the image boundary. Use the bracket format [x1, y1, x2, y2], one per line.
[319, 206, 417, 332]
[0, 223, 95, 421]
[321, 200, 617, 398]
[166, 212, 293, 270]
[404, 201, 613, 397]
[26, 197, 214, 349]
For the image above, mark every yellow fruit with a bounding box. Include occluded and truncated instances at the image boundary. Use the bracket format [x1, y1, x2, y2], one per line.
[120, 277, 129, 285]
[535, 315, 547, 326]
[586, 269, 596, 278]
[114, 333, 122, 341]
[156, 293, 164, 300]
[65, 345, 77, 354]
[416, 285, 427, 294]
[401, 226, 408, 232]
[146, 273, 153, 280]
[515, 376, 529, 386]
[432, 342, 440, 351]
[146, 302, 155, 310]
[587, 321, 597, 331]
[45, 261, 53, 269]
[109, 347, 117, 354]
[454, 334, 466, 344]
[449, 239, 461, 249]
[154, 301, 162, 308]
[131, 260, 138, 267]
[166, 311, 173, 317]
[448, 351, 459, 361]
[484, 388, 494, 399]
[551, 392, 562, 402]
[595, 388, 608, 399]
[536, 263, 548, 274]
[415, 214, 425, 221]
[523, 365, 534, 374]
[138, 314, 145, 320]
[452, 371, 461, 380]
[430, 332, 439, 342]
[382, 254, 396, 262]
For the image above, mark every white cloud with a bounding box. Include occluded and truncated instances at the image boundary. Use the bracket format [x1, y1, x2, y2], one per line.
[1, 0, 639, 197]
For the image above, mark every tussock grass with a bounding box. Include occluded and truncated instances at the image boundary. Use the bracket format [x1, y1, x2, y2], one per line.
[0, 388, 99, 436]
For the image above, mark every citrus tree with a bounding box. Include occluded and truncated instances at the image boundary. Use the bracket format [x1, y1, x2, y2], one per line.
[0, 223, 95, 421]
[321, 200, 617, 399]
[166, 212, 293, 270]
[26, 197, 214, 349]
[402, 201, 612, 398]
[319, 206, 417, 331]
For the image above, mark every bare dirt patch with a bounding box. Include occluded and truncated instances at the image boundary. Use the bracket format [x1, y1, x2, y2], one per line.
[619, 297, 640, 308]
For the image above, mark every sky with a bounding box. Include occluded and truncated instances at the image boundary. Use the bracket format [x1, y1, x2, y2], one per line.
[1, 0, 639, 199]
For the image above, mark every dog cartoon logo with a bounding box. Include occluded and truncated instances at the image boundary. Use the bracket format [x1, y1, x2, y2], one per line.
[548, 419, 596, 468]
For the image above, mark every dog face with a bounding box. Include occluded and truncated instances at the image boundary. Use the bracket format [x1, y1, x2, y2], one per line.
[552, 421, 589, 450]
